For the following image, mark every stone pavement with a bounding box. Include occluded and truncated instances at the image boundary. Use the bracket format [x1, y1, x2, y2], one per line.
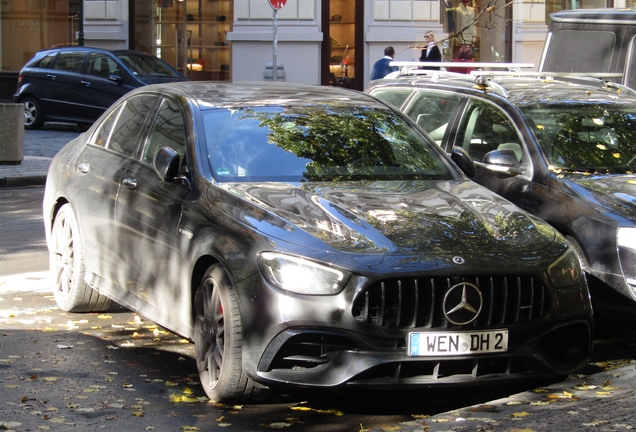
[3, 121, 636, 431]
[366, 361, 636, 431]
[0, 122, 82, 188]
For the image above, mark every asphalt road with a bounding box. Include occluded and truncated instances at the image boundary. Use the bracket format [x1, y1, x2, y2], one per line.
[2, 185, 636, 431]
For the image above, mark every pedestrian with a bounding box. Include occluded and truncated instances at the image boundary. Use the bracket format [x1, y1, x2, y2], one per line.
[370, 46, 398, 80]
[447, 44, 474, 74]
[420, 31, 442, 70]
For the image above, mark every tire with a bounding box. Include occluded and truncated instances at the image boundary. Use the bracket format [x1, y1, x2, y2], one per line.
[22, 96, 45, 130]
[49, 204, 112, 312]
[193, 265, 267, 403]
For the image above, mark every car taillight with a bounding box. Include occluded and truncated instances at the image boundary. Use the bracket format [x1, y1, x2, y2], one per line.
[17, 75, 23, 86]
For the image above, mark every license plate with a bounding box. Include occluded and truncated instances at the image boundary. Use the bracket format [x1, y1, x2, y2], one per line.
[408, 330, 508, 356]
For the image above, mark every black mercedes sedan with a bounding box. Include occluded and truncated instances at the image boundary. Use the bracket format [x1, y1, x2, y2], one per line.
[43, 81, 592, 403]
[368, 69, 636, 320]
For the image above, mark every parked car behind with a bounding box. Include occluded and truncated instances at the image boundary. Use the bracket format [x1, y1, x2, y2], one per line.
[539, 8, 636, 90]
[14, 46, 187, 130]
[368, 67, 636, 319]
[43, 81, 592, 403]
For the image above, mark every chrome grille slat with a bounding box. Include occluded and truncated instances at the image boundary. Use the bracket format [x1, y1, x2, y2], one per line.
[352, 275, 550, 329]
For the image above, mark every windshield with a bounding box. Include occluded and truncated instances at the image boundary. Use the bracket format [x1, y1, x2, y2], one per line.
[202, 104, 455, 183]
[521, 102, 636, 174]
[115, 53, 183, 78]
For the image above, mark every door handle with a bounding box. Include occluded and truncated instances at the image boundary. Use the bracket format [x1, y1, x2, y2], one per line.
[122, 177, 137, 190]
[81, 80, 91, 87]
[46, 74, 56, 79]
[77, 163, 89, 173]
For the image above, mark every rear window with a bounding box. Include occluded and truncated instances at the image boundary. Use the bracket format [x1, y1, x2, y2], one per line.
[544, 30, 615, 73]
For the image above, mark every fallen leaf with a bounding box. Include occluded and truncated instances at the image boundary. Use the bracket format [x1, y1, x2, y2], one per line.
[267, 422, 292, 429]
[290, 406, 312, 411]
[511, 411, 531, 418]
[133, 411, 144, 417]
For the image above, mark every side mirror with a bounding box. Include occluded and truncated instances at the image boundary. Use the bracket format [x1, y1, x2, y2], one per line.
[153, 146, 180, 182]
[481, 149, 523, 176]
[450, 146, 476, 178]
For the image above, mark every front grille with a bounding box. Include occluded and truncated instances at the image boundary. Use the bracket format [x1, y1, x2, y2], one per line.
[352, 275, 550, 328]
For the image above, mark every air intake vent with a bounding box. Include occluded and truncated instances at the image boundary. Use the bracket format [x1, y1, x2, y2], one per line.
[352, 275, 549, 328]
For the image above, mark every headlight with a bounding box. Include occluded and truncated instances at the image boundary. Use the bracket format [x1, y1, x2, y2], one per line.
[547, 247, 583, 288]
[617, 227, 636, 249]
[257, 252, 349, 295]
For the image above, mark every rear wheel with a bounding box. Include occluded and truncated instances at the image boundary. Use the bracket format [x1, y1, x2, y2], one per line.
[22, 96, 44, 130]
[193, 265, 266, 402]
[50, 204, 112, 312]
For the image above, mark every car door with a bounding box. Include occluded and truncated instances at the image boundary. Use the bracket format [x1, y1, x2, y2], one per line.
[82, 52, 136, 120]
[72, 94, 159, 286]
[448, 98, 533, 209]
[43, 50, 87, 121]
[114, 96, 192, 311]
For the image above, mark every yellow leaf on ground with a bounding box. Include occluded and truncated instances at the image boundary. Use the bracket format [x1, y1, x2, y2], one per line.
[511, 411, 530, 418]
[290, 406, 312, 411]
[133, 411, 144, 417]
[97, 315, 112, 319]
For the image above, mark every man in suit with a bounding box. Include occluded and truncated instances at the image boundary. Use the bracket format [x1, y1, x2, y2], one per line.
[370, 46, 398, 80]
[420, 31, 442, 70]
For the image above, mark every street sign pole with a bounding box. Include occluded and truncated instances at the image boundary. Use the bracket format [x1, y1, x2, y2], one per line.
[268, 0, 287, 82]
[273, 9, 278, 81]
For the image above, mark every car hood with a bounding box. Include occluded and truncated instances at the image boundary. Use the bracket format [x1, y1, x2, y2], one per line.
[561, 173, 636, 222]
[210, 180, 556, 255]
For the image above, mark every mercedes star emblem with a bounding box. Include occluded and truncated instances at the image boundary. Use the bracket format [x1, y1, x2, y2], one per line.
[443, 282, 483, 325]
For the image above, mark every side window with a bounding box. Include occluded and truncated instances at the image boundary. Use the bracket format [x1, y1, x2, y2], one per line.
[88, 53, 121, 78]
[141, 98, 187, 166]
[33, 53, 57, 69]
[403, 91, 462, 144]
[108, 95, 158, 157]
[53, 51, 86, 73]
[455, 100, 524, 163]
[87, 96, 157, 153]
[544, 30, 615, 73]
[370, 89, 413, 109]
[88, 105, 122, 148]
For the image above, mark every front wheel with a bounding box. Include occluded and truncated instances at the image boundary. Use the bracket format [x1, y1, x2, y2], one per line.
[193, 265, 267, 403]
[22, 96, 44, 130]
[50, 204, 112, 312]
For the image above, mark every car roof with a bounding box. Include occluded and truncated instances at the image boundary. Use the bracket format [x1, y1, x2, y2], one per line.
[130, 81, 385, 109]
[369, 69, 636, 107]
[35, 46, 154, 57]
[550, 8, 636, 23]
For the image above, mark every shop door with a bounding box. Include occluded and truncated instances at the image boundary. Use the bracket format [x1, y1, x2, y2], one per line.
[322, 0, 364, 90]
[153, 0, 232, 81]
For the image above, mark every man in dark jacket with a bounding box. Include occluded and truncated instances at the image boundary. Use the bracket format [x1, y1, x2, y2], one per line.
[370, 46, 398, 80]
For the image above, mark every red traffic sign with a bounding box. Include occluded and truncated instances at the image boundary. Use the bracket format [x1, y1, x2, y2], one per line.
[268, 0, 287, 10]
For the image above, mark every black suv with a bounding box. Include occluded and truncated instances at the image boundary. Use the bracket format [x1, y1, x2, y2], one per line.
[14, 47, 187, 130]
[368, 68, 636, 318]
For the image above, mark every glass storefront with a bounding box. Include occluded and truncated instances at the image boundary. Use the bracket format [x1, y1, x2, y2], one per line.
[442, 0, 510, 63]
[132, 0, 233, 81]
[1, 0, 79, 72]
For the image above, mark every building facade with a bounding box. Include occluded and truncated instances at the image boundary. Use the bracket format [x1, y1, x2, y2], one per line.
[0, 0, 626, 99]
